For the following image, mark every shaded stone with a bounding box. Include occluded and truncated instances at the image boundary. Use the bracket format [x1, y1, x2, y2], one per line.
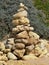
[16, 31, 29, 39]
[15, 43, 25, 49]
[26, 45, 34, 54]
[7, 38, 14, 45]
[28, 37, 39, 45]
[0, 51, 3, 55]
[13, 49, 25, 58]
[3, 49, 11, 54]
[21, 39, 29, 45]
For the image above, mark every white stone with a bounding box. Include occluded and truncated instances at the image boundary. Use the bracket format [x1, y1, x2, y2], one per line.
[7, 52, 17, 60]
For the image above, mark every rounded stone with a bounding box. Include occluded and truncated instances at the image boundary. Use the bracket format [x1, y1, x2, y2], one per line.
[15, 43, 25, 49]
[7, 52, 17, 60]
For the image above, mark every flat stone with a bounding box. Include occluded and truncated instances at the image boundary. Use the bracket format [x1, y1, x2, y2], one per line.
[24, 26, 34, 31]
[13, 10, 28, 18]
[22, 54, 38, 60]
[16, 31, 29, 39]
[14, 39, 22, 43]
[15, 43, 25, 49]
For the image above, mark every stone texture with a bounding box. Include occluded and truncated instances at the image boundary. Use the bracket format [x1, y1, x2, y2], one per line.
[13, 49, 25, 58]
[15, 43, 25, 49]
[22, 54, 38, 60]
[16, 31, 29, 39]
[13, 10, 28, 18]
[0, 42, 5, 51]
[7, 52, 17, 60]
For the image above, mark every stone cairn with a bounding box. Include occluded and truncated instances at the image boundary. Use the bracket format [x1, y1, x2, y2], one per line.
[0, 3, 49, 64]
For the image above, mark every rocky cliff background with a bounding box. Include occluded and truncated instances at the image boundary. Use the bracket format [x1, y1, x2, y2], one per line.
[0, 0, 49, 40]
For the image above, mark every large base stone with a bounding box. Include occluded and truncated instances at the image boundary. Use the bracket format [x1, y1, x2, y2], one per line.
[7, 57, 49, 65]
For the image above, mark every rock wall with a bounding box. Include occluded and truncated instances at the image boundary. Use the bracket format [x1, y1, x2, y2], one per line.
[0, 0, 49, 40]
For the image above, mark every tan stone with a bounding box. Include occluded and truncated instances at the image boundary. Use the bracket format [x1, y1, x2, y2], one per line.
[0, 42, 5, 51]
[12, 20, 19, 26]
[15, 43, 25, 49]
[16, 25, 24, 31]
[16, 31, 29, 39]
[29, 31, 40, 39]
[22, 54, 38, 60]
[3, 49, 11, 53]
[19, 17, 30, 25]
[13, 49, 25, 58]
[0, 54, 8, 61]
[0, 61, 7, 65]
[39, 48, 48, 57]
[35, 47, 42, 57]
[21, 39, 29, 45]
[24, 26, 34, 31]
[12, 28, 19, 33]
[28, 37, 39, 45]
[13, 10, 28, 18]
[14, 39, 22, 43]
[7, 38, 14, 45]
[0, 51, 3, 55]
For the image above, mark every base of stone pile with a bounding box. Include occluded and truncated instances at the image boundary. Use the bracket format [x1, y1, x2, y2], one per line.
[2, 57, 48, 65]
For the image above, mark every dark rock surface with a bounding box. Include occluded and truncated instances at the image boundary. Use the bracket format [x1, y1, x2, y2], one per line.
[0, 0, 49, 40]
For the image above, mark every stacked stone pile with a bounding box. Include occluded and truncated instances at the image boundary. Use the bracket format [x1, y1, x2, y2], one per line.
[0, 3, 49, 64]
